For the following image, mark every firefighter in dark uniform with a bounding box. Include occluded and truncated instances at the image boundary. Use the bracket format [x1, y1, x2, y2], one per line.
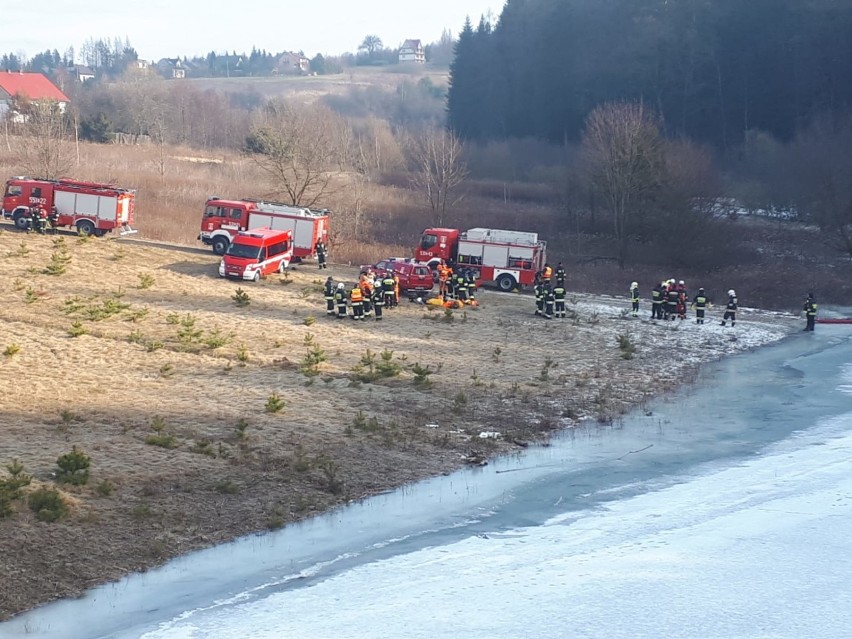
[629, 281, 639, 317]
[47, 205, 60, 233]
[372, 283, 385, 320]
[534, 274, 544, 316]
[315, 240, 328, 269]
[334, 283, 348, 319]
[464, 269, 477, 302]
[553, 280, 566, 318]
[360, 279, 372, 317]
[720, 289, 737, 327]
[651, 282, 663, 320]
[691, 288, 710, 324]
[350, 284, 364, 320]
[444, 269, 455, 300]
[555, 262, 566, 287]
[543, 284, 555, 319]
[803, 292, 817, 331]
[665, 284, 679, 321]
[323, 276, 335, 315]
[382, 272, 396, 308]
[29, 206, 46, 234]
[457, 271, 468, 302]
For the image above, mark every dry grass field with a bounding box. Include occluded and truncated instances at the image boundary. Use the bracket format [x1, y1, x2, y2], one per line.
[0, 220, 799, 619]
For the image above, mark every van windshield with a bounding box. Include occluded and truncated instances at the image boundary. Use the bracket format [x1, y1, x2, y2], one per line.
[226, 243, 261, 260]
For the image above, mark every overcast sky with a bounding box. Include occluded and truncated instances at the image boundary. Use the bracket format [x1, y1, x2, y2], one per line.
[5, 0, 499, 62]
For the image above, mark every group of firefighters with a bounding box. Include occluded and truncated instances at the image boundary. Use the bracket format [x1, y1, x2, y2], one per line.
[319, 257, 819, 330]
[26, 205, 59, 234]
[532, 262, 569, 319]
[436, 262, 479, 305]
[323, 270, 401, 321]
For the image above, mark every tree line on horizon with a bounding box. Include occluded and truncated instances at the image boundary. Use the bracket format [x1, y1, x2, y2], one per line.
[0, 30, 456, 81]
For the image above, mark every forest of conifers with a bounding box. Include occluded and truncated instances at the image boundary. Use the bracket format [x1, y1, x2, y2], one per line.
[448, 0, 852, 149]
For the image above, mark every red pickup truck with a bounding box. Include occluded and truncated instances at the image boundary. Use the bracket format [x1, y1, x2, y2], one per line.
[360, 258, 434, 296]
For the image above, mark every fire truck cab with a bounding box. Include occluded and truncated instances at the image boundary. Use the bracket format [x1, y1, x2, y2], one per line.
[415, 227, 546, 292]
[199, 197, 329, 261]
[218, 227, 293, 281]
[2, 176, 136, 236]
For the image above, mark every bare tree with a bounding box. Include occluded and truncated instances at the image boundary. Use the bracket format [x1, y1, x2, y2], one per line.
[12, 99, 73, 178]
[408, 127, 469, 226]
[359, 35, 384, 57]
[581, 101, 665, 268]
[244, 101, 348, 207]
[786, 115, 852, 257]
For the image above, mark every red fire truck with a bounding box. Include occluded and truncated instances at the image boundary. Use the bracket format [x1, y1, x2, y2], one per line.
[2, 176, 137, 236]
[415, 227, 546, 292]
[198, 197, 329, 260]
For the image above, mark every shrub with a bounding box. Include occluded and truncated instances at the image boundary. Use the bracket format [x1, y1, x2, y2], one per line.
[3, 343, 20, 357]
[56, 447, 91, 485]
[96, 479, 115, 497]
[301, 344, 327, 377]
[28, 487, 69, 522]
[44, 250, 71, 275]
[214, 480, 240, 495]
[232, 288, 251, 307]
[203, 327, 233, 349]
[617, 333, 637, 360]
[137, 273, 155, 289]
[265, 393, 286, 413]
[410, 362, 436, 388]
[68, 320, 87, 337]
[145, 416, 178, 448]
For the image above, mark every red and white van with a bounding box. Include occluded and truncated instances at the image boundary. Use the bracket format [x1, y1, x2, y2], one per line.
[218, 228, 292, 281]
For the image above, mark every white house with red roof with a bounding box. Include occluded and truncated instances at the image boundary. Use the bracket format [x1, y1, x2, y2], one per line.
[0, 71, 70, 119]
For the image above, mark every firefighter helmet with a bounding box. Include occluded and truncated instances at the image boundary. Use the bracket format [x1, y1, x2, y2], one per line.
[338, 282, 345, 289]
[630, 281, 638, 288]
[728, 289, 735, 296]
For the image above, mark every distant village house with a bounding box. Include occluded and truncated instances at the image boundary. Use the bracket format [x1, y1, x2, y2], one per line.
[398, 39, 425, 64]
[0, 71, 70, 120]
[156, 58, 187, 79]
[70, 64, 95, 82]
[274, 52, 310, 75]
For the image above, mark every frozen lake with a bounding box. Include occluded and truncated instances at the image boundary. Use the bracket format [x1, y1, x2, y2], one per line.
[4, 324, 852, 639]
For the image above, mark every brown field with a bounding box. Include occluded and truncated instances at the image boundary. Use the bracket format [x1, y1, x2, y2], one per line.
[0, 222, 798, 619]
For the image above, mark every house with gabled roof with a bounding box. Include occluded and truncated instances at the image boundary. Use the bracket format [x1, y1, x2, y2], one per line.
[0, 71, 70, 118]
[274, 52, 310, 75]
[70, 64, 96, 82]
[399, 39, 425, 64]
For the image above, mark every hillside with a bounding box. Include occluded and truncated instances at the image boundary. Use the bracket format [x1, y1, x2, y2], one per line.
[0, 224, 799, 619]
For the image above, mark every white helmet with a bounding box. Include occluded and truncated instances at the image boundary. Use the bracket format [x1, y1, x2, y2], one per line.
[630, 281, 638, 288]
[338, 282, 345, 289]
[728, 289, 735, 296]
[678, 280, 685, 285]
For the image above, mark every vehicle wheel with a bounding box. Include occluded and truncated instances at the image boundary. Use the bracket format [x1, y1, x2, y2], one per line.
[93, 229, 107, 237]
[212, 237, 229, 255]
[497, 274, 517, 292]
[76, 220, 95, 236]
[252, 270, 261, 282]
[13, 213, 29, 230]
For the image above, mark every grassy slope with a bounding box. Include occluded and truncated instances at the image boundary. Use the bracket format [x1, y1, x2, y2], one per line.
[0, 225, 798, 619]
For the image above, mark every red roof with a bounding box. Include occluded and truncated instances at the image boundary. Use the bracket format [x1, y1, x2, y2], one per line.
[0, 72, 69, 102]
